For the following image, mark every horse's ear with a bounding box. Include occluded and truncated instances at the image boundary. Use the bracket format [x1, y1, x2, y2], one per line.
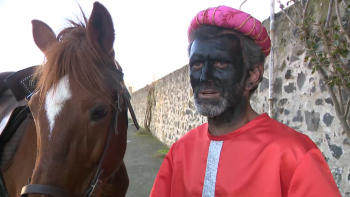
[87, 2, 115, 55]
[31, 20, 57, 53]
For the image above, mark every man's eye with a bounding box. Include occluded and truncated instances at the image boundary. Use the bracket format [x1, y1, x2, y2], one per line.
[214, 61, 229, 69]
[192, 62, 204, 69]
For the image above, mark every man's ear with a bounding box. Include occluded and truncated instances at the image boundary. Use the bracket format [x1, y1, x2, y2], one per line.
[245, 64, 264, 91]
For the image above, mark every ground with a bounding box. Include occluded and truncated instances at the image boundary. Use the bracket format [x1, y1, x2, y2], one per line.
[124, 121, 168, 197]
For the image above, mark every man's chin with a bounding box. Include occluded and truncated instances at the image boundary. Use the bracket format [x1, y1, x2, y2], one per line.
[194, 99, 229, 117]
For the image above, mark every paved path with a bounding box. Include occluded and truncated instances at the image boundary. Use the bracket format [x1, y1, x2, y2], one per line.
[124, 123, 167, 197]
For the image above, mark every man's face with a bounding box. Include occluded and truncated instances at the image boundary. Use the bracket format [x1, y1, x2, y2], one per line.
[189, 35, 245, 117]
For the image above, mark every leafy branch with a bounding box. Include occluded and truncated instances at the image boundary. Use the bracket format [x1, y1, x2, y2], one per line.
[278, 0, 350, 137]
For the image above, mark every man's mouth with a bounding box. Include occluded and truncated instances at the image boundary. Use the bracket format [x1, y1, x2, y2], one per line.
[198, 89, 220, 99]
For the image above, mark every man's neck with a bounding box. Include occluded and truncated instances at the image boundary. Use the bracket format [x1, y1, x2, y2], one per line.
[207, 98, 259, 136]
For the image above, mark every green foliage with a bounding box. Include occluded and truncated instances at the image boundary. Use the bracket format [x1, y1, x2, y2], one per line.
[300, 20, 350, 91]
[278, 0, 350, 137]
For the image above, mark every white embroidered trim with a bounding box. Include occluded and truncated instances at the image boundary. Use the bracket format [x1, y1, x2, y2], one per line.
[202, 140, 223, 197]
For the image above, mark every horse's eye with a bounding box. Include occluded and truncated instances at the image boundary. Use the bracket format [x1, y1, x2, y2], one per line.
[92, 107, 108, 121]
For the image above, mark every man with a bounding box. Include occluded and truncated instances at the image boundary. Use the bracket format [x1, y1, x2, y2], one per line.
[150, 5, 341, 197]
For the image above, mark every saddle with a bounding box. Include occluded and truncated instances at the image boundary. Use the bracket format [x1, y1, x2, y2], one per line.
[0, 66, 37, 168]
[0, 66, 37, 138]
[0, 66, 37, 196]
[0, 72, 14, 97]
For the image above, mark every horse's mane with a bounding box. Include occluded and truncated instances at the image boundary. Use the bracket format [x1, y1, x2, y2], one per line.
[35, 8, 113, 106]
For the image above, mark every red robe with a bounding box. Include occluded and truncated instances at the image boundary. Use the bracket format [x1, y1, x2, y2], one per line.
[150, 113, 341, 197]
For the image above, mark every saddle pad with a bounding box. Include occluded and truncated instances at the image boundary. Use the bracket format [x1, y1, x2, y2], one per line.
[0, 89, 27, 136]
[0, 114, 30, 171]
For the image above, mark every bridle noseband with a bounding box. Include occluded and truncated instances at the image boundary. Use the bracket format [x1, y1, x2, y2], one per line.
[20, 66, 139, 197]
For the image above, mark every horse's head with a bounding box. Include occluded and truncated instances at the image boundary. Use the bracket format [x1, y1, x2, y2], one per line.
[23, 2, 136, 196]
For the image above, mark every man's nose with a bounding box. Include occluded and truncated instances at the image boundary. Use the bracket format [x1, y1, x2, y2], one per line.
[200, 62, 215, 82]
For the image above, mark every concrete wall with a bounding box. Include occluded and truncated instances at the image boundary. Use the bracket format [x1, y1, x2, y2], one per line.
[130, 1, 350, 195]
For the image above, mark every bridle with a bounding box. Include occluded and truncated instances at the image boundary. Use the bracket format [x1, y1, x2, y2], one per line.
[20, 66, 139, 197]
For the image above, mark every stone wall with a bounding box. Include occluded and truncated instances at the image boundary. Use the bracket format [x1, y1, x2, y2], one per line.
[130, 1, 350, 195]
[131, 66, 207, 145]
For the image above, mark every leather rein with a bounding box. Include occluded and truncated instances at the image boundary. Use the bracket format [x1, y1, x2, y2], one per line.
[20, 66, 139, 197]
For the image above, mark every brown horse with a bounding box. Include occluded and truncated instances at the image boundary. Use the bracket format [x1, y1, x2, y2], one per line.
[1, 2, 138, 197]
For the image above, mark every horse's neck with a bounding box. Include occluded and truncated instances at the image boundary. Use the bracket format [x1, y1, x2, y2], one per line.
[2, 118, 36, 197]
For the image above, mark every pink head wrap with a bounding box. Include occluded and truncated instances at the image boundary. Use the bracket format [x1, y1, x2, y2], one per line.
[188, 5, 271, 56]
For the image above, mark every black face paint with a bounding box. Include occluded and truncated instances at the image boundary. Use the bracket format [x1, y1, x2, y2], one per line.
[189, 35, 245, 117]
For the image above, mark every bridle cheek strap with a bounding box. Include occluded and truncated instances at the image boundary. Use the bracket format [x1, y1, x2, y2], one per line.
[123, 90, 139, 130]
[83, 101, 118, 197]
[84, 89, 134, 197]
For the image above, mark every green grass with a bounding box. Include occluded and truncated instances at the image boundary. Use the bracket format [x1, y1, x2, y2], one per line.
[129, 124, 169, 158]
[135, 131, 152, 136]
[157, 149, 169, 154]
[154, 148, 169, 158]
